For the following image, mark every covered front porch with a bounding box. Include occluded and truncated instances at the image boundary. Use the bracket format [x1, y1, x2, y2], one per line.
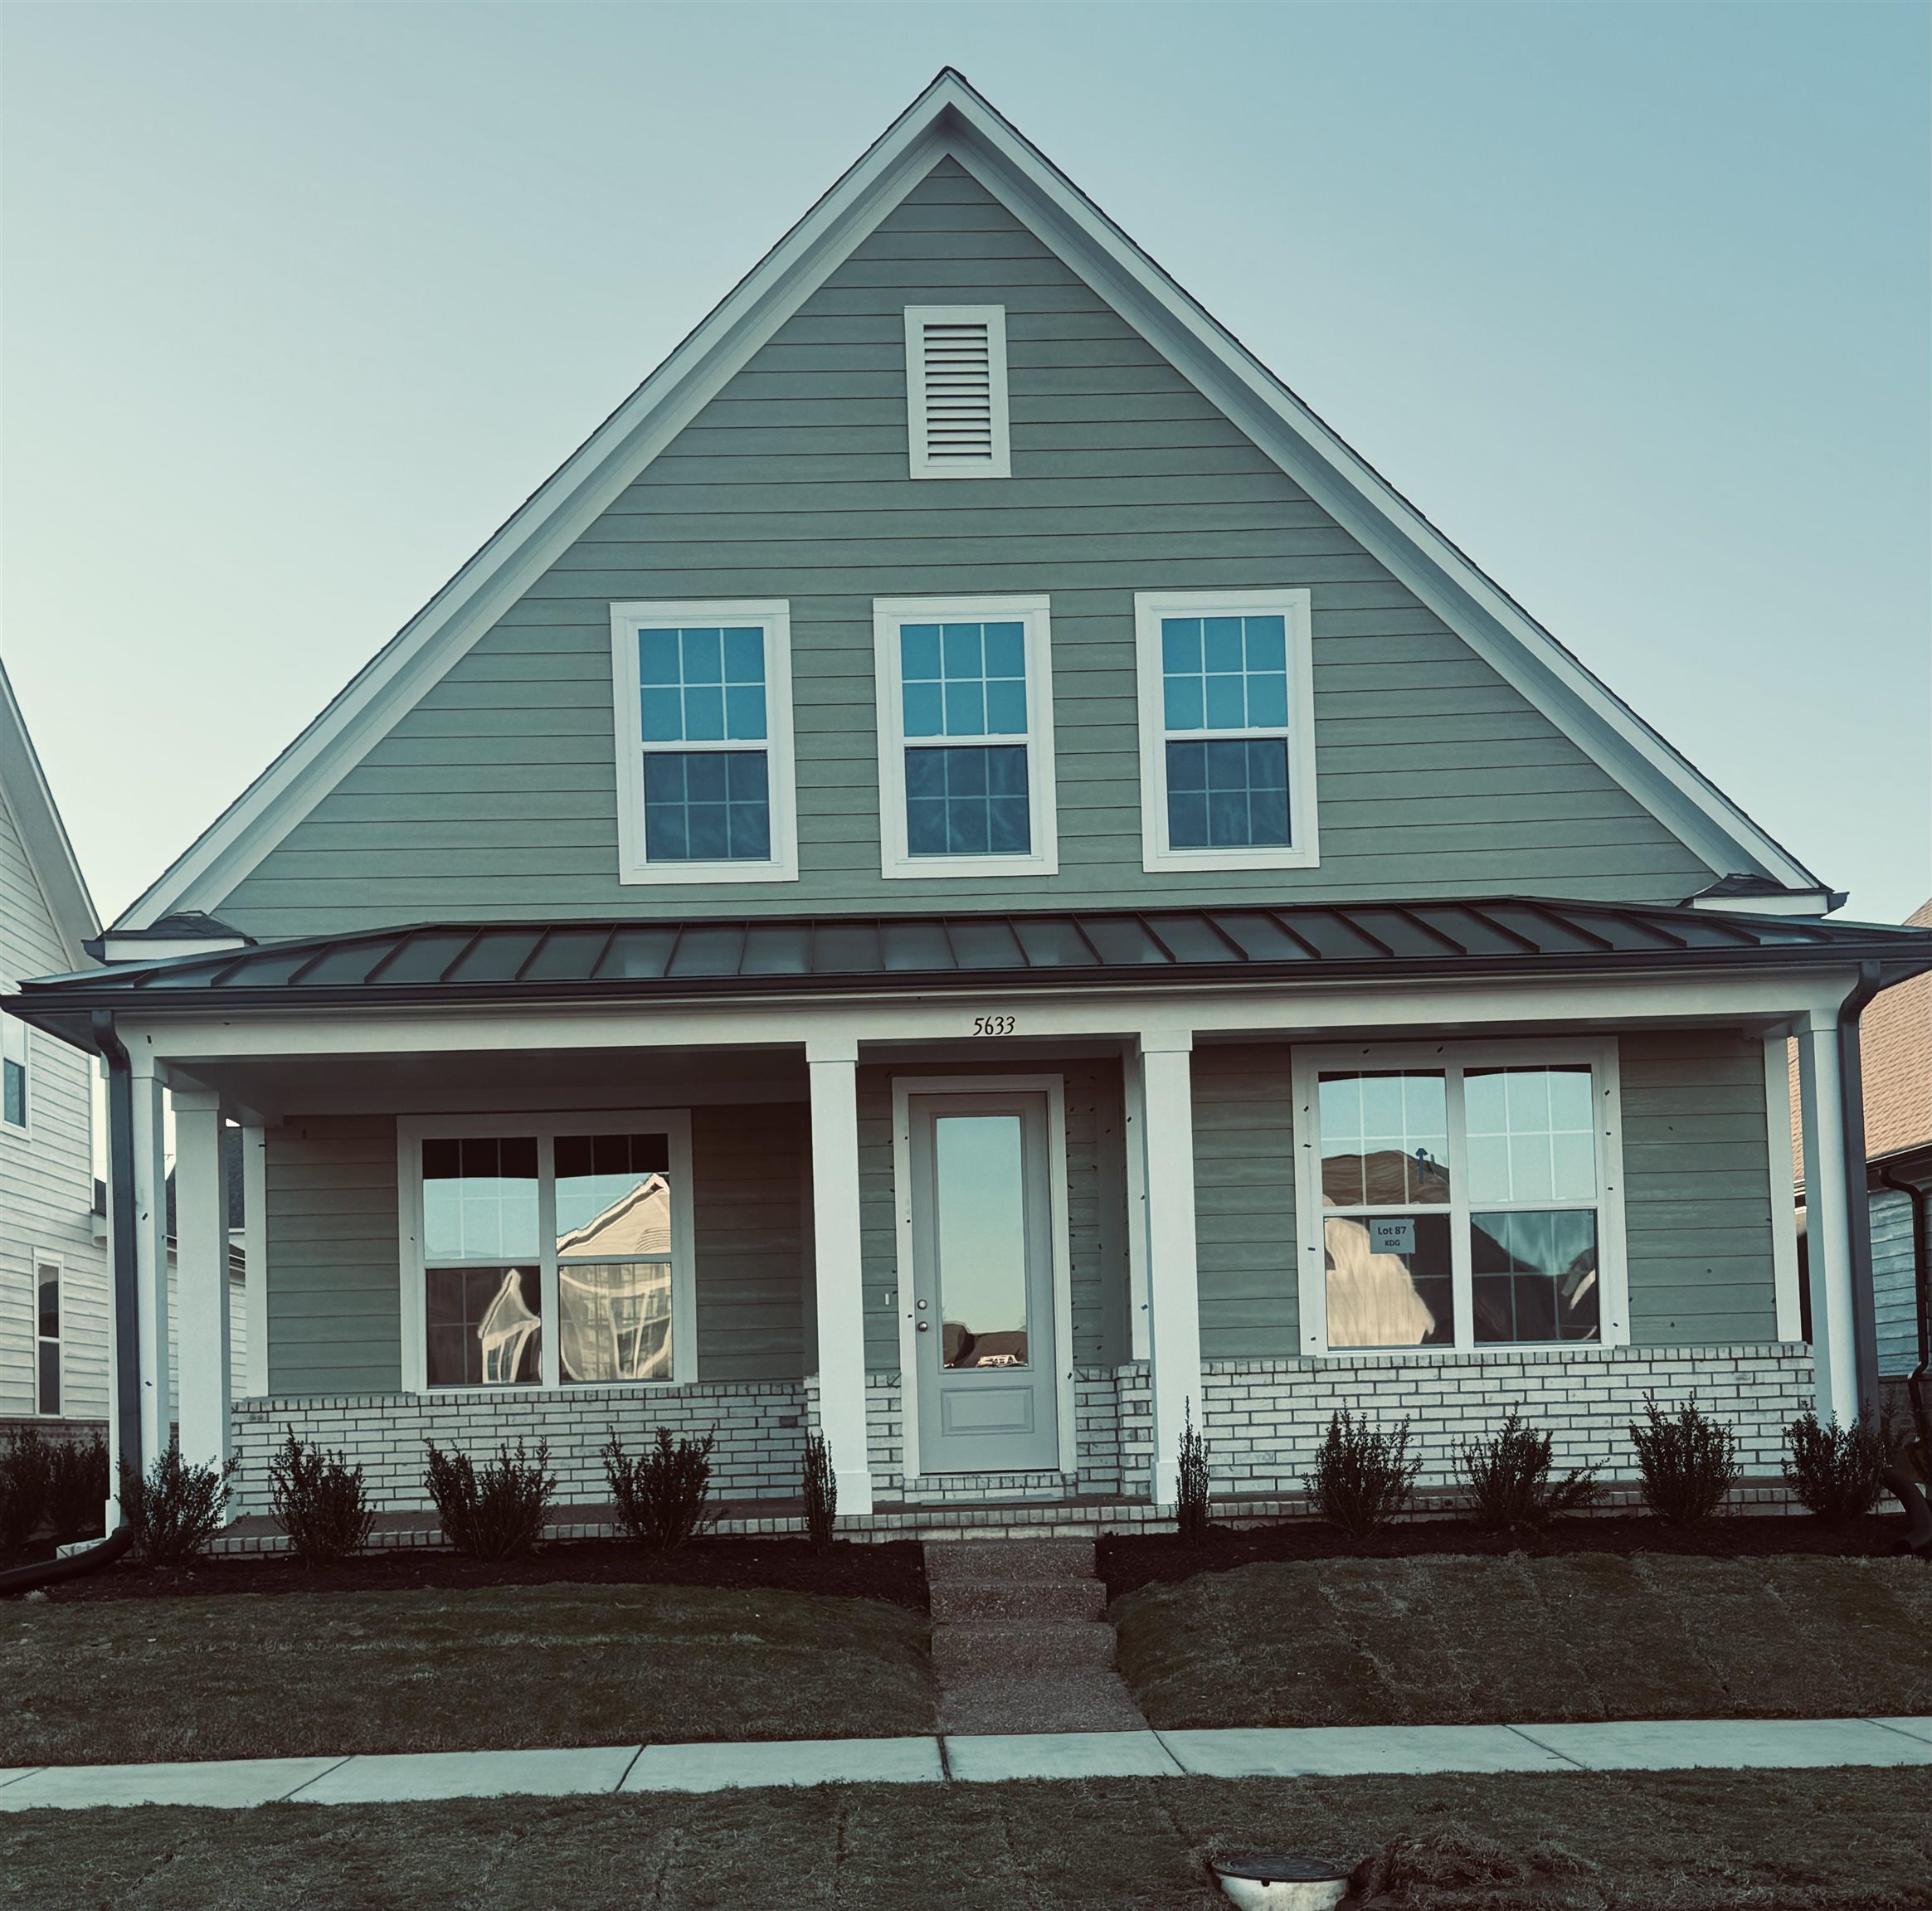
[19, 897, 1915, 1538]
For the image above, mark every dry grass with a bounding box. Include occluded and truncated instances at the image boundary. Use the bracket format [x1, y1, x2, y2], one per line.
[2, 1769, 1928, 1909]
[0, 1583, 933, 1766]
[1113, 1554, 1932, 1729]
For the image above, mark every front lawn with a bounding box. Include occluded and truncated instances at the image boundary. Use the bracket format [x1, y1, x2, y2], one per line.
[0, 1583, 934, 1766]
[3, 1769, 1928, 1909]
[1113, 1554, 1932, 1729]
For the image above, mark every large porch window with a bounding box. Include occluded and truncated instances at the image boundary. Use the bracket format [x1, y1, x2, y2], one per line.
[1292, 1041, 1628, 1354]
[401, 1112, 694, 1392]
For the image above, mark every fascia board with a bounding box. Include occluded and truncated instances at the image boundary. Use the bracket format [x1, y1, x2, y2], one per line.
[115, 100, 962, 932]
[937, 91, 1820, 892]
[0, 663, 101, 967]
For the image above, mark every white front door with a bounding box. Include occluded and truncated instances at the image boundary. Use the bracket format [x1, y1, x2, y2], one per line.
[908, 1089, 1060, 1473]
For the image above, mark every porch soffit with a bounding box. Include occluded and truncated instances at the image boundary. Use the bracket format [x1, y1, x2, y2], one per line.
[9, 897, 1929, 1055]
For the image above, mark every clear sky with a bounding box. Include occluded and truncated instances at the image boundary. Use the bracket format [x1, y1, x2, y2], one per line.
[3, 2, 1926, 928]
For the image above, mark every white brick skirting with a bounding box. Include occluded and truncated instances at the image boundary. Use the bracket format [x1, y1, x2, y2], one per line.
[231, 1381, 806, 1517]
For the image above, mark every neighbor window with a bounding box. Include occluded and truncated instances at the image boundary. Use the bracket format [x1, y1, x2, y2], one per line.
[609, 601, 796, 883]
[2, 1000, 26, 1129]
[1134, 589, 1316, 873]
[1292, 1042, 1625, 1354]
[873, 596, 1058, 878]
[36, 1258, 60, 1415]
[403, 1115, 693, 1391]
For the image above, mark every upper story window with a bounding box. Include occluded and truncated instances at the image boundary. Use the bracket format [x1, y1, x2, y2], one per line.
[2, 997, 26, 1129]
[608, 601, 797, 884]
[873, 595, 1058, 880]
[1134, 589, 1318, 873]
[400, 1113, 695, 1393]
[904, 307, 1010, 479]
[1292, 1040, 1628, 1357]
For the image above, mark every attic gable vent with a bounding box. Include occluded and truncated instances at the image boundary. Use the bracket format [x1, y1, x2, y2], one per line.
[905, 305, 1010, 479]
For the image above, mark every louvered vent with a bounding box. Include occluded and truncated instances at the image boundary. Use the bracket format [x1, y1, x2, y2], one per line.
[905, 305, 1010, 479]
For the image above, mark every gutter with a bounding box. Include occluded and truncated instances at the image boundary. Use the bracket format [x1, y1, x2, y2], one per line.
[2, 1013, 142, 1596]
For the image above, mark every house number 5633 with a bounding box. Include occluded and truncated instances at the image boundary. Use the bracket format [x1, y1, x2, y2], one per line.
[972, 1014, 1016, 1037]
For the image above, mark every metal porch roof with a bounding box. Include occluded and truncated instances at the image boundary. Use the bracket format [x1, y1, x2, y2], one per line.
[9, 897, 1930, 1049]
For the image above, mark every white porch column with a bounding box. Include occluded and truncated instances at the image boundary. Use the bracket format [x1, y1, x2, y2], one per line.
[808, 1034, 873, 1516]
[1122, 1046, 1151, 1362]
[241, 1122, 269, 1398]
[129, 1062, 172, 1467]
[173, 1090, 233, 1480]
[1140, 1028, 1202, 1509]
[1796, 1018, 1859, 1422]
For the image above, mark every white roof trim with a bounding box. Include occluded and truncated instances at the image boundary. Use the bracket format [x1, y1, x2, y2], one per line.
[116, 70, 1818, 930]
[0, 658, 100, 968]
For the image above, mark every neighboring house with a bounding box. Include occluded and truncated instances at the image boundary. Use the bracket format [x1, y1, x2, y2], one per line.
[7, 74, 1930, 1529]
[0, 658, 105, 1432]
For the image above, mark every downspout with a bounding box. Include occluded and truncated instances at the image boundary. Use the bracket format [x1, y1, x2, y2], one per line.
[0, 1012, 139, 1595]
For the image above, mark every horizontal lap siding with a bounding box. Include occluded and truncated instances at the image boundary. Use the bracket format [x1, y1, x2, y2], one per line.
[692, 1103, 808, 1381]
[1871, 1189, 1919, 1377]
[217, 159, 1711, 938]
[1192, 1043, 1298, 1359]
[1619, 1031, 1779, 1345]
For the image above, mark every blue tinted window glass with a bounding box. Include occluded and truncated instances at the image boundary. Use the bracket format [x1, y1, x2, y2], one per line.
[944, 680, 986, 737]
[1161, 620, 1201, 674]
[1246, 673, 1290, 729]
[723, 627, 765, 683]
[682, 685, 725, 742]
[636, 623, 767, 744]
[984, 678, 1028, 735]
[682, 627, 723, 683]
[900, 618, 1030, 742]
[942, 623, 984, 677]
[643, 751, 771, 862]
[901, 624, 944, 682]
[1166, 738, 1292, 848]
[1244, 617, 1287, 673]
[640, 688, 684, 743]
[904, 746, 1029, 857]
[1164, 675, 1204, 731]
[640, 630, 682, 686]
[982, 622, 1026, 679]
[1159, 610, 1297, 828]
[724, 686, 766, 742]
[1204, 674, 1246, 728]
[1203, 617, 1244, 673]
[903, 681, 945, 737]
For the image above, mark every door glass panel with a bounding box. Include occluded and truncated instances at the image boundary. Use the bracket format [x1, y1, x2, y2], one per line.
[933, 1113, 1029, 1369]
[1317, 1072, 1450, 1206]
[1323, 1211, 1453, 1348]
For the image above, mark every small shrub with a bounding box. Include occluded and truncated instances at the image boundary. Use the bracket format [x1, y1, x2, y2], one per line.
[801, 1430, 838, 1554]
[425, 1439, 555, 1561]
[1630, 1391, 1740, 1524]
[1304, 1410, 1419, 1539]
[45, 1432, 109, 1544]
[1175, 1403, 1211, 1548]
[1459, 1409, 1600, 1531]
[604, 1427, 718, 1553]
[0, 1426, 53, 1554]
[269, 1428, 376, 1565]
[1782, 1411, 1887, 1522]
[119, 1439, 236, 1566]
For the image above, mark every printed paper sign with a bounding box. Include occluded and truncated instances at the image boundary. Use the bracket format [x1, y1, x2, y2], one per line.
[1368, 1216, 1415, 1258]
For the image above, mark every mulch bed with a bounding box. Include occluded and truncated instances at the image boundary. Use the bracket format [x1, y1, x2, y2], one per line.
[1100, 1511, 1919, 1601]
[22, 1535, 929, 1611]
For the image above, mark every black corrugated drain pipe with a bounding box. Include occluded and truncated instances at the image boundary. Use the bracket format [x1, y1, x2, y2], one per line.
[0, 1012, 141, 1596]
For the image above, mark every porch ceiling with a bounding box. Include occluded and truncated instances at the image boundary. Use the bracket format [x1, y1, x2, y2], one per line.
[10, 897, 1929, 1050]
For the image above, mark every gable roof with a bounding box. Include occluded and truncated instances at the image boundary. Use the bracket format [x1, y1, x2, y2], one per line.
[113, 68, 1823, 933]
[0, 656, 100, 970]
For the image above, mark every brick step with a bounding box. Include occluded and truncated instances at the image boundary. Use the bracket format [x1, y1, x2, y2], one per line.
[928, 1578, 1107, 1625]
[923, 1538, 1096, 1583]
[931, 1619, 1116, 1675]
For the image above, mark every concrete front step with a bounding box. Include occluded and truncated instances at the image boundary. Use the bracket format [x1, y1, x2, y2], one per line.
[937, 1670, 1152, 1735]
[923, 1538, 1095, 1583]
[928, 1578, 1107, 1625]
[931, 1619, 1117, 1676]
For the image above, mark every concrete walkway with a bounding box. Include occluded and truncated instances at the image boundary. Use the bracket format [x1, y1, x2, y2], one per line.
[0, 1718, 1925, 1811]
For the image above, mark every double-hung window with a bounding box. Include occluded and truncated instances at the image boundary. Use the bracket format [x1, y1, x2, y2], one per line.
[874, 595, 1058, 878]
[400, 1112, 694, 1391]
[36, 1257, 61, 1415]
[1292, 1041, 1626, 1354]
[1135, 589, 1316, 872]
[609, 600, 796, 883]
[2, 996, 27, 1130]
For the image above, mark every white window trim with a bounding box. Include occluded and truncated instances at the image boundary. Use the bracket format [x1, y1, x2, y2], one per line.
[888, 1073, 1076, 1481]
[33, 1250, 61, 1417]
[397, 1109, 697, 1395]
[1135, 586, 1318, 873]
[904, 304, 1010, 480]
[1, 985, 27, 1135]
[873, 593, 1058, 880]
[1291, 1037, 1628, 1359]
[608, 599, 798, 885]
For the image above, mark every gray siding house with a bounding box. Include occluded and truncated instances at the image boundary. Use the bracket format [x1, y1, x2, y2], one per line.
[0, 659, 105, 1432]
[10, 75, 1930, 1531]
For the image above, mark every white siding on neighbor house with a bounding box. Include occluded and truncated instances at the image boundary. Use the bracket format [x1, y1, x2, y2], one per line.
[0, 784, 106, 1422]
[1871, 1188, 1921, 1378]
[163, 1250, 251, 1414]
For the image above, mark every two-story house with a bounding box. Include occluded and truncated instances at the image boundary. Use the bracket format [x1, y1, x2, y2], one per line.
[10, 74, 1929, 1534]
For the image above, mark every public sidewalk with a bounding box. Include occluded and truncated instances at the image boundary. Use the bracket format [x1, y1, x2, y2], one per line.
[0, 1717, 1926, 1812]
